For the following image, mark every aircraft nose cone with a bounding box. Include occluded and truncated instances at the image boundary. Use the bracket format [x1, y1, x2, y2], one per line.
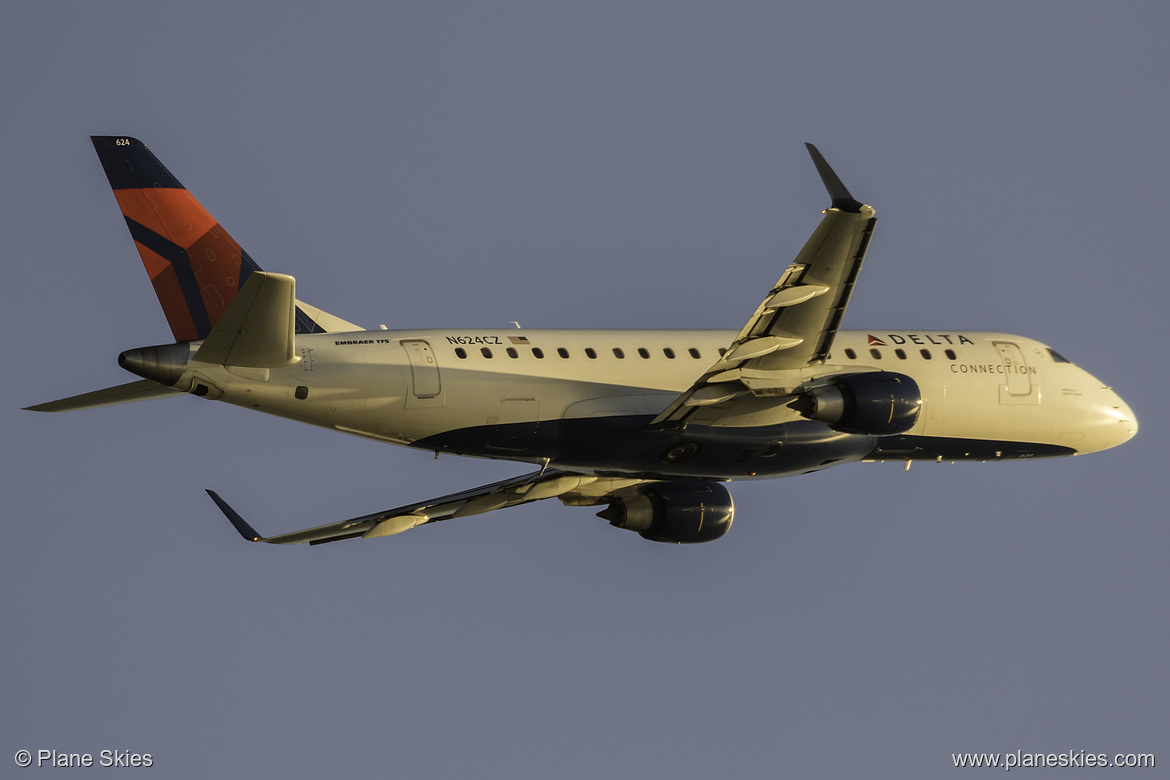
[1094, 387, 1138, 451]
[1111, 390, 1138, 442]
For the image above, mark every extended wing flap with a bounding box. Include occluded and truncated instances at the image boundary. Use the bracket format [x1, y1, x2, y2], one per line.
[652, 145, 876, 427]
[730, 206, 875, 371]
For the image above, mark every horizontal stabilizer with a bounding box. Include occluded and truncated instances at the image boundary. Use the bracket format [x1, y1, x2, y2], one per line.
[194, 272, 298, 368]
[294, 299, 361, 333]
[25, 379, 182, 412]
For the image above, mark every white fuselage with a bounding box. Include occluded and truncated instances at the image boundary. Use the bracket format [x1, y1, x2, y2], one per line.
[174, 328, 1136, 480]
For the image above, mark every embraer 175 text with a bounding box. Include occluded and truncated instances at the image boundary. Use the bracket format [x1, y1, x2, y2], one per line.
[28, 138, 1137, 545]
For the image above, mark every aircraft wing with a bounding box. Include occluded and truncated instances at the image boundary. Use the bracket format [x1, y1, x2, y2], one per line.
[207, 469, 643, 545]
[651, 144, 877, 427]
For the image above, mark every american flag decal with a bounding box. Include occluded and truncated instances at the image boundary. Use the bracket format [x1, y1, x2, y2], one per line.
[509, 336, 530, 345]
[867, 334, 887, 346]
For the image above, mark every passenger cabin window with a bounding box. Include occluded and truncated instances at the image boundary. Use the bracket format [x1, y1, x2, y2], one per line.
[506, 347, 518, 359]
[1048, 348, 1071, 363]
[920, 349, 932, 360]
[895, 348, 907, 360]
[945, 349, 957, 360]
[613, 348, 625, 359]
[844, 348, 857, 359]
[455, 348, 467, 359]
[532, 347, 545, 359]
[689, 348, 701, 359]
[637, 348, 650, 359]
[869, 348, 882, 360]
[557, 347, 569, 359]
[481, 347, 493, 358]
[585, 348, 597, 359]
[663, 348, 675, 359]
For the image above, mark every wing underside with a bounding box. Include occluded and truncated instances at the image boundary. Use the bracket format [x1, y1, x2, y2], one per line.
[207, 469, 647, 545]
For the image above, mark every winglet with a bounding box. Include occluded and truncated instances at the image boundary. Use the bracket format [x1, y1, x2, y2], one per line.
[804, 143, 863, 213]
[205, 490, 265, 542]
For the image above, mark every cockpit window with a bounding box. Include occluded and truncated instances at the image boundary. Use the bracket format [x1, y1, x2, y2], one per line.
[1048, 348, 1071, 363]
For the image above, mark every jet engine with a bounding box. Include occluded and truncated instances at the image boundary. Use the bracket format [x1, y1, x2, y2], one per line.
[793, 371, 921, 435]
[598, 482, 734, 543]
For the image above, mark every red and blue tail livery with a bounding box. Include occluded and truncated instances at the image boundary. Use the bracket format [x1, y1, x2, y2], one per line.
[92, 136, 327, 340]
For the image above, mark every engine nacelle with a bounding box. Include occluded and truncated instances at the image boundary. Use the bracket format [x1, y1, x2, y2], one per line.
[794, 371, 921, 436]
[598, 483, 734, 544]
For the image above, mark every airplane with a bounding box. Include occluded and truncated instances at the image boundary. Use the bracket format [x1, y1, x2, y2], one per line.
[27, 137, 1138, 545]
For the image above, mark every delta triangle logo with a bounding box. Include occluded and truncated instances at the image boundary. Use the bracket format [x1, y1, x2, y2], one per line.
[867, 334, 887, 346]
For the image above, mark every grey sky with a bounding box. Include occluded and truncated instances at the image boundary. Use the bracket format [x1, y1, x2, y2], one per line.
[3, 2, 1166, 777]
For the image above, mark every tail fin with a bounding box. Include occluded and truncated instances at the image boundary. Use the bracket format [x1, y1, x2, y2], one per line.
[91, 137, 357, 340]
